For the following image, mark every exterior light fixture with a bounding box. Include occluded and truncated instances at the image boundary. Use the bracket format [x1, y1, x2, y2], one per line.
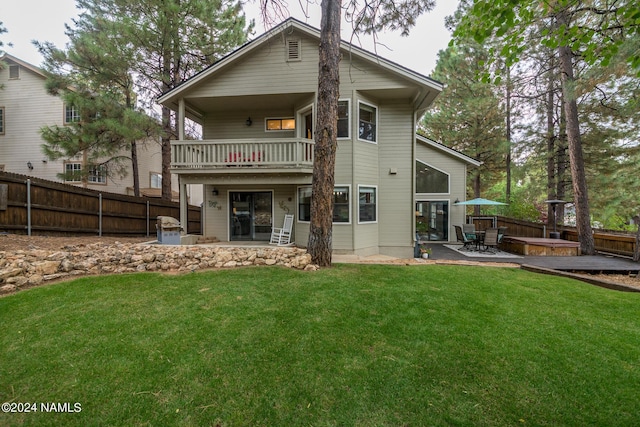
[245, 117, 252, 126]
[212, 187, 219, 196]
[27, 161, 33, 170]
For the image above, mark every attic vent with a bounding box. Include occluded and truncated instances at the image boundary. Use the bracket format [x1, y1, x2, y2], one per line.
[286, 39, 301, 62]
[9, 65, 20, 79]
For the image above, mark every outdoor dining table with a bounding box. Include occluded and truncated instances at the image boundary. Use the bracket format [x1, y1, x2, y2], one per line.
[473, 230, 485, 251]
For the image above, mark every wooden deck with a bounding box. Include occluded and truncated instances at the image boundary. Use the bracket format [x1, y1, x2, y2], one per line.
[501, 236, 581, 256]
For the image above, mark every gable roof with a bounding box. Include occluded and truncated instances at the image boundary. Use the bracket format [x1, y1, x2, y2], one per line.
[0, 53, 47, 79]
[416, 134, 482, 166]
[157, 18, 443, 112]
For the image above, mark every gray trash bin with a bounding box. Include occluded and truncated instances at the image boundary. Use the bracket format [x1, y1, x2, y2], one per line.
[156, 216, 182, 245]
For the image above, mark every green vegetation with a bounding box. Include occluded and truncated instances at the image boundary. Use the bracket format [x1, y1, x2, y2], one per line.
[1, 265, 639, 426]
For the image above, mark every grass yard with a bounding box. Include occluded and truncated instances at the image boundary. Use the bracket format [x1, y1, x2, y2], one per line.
[1, 264, 639, 426]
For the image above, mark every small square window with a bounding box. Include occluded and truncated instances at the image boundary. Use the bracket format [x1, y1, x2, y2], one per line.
[65, 105, 80, 124]
[150, 173, 162, 188]
[88, 165, 107, 184]
[64, 163, 82, 182]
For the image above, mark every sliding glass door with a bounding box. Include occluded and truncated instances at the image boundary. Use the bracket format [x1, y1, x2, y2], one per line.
[230, 192, 273, 241]
[416, 201, 449, 241]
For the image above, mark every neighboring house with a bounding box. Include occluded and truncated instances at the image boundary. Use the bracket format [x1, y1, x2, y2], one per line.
[158, 19, 480, 257]
[0, 53, 195, 203]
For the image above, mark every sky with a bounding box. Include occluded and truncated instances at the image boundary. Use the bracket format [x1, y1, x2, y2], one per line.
[1, 0, 458, 77]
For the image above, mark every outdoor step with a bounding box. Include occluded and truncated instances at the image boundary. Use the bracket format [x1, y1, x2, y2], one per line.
[196, 236, 219, 244]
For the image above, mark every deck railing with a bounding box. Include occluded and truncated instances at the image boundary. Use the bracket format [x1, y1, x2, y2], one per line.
[171, 138, 315, 170]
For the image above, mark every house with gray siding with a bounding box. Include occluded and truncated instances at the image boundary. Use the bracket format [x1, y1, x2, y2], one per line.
[158, 19, 480, 257]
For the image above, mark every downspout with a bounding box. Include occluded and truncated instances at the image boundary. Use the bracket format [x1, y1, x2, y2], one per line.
[352, 90, 357, 253]
[412, 112, 417, 247]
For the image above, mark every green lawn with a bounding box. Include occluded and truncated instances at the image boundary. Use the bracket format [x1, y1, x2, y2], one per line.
[1, 264, 639, 426]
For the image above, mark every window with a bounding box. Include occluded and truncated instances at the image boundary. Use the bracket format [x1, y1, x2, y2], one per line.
[9, 65, 20, 79]
[416, 160, 449, 193]
[333, 186, 350, 223]
[0, 107, 4, 134]
[297, 185, 350, 223]
[358, 102, 377, 142]
[337, 100, 349, 138]
[65, 105, 80, 124]
[266, 118, 295, 131]
[64, 162, 82, 182]
[88, 165, 107, 184]
[298, 187, 312, 221]
[286, 39, 301, 61]
[358, 186, 377, 223]
[150, 172, 162, 189]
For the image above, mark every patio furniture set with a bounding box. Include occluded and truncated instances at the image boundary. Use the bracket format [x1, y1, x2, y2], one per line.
[455, 224, 507, 253]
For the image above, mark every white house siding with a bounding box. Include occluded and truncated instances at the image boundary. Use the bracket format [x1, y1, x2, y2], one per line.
[0, 61, 65, 181]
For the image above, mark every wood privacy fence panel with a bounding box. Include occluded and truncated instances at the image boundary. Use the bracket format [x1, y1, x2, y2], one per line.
[0, 172, 201, 236]
[470, 215, 637, 259]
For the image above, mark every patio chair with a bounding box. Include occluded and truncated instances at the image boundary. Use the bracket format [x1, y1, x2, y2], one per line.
[462, 224, 477, 240]
[269, 214, 294, 246]
[482, 228, 499, 253]
[497, 226, 508, 243]
[455, 225, 475, 251]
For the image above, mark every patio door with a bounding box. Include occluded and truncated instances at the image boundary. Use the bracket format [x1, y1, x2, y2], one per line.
[416, 201, 449, 241]
[230, 192, 273, 241]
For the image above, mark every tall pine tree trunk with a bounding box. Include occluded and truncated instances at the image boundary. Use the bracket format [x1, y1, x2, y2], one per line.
[546, 70, 556, 227]
[308, 0, 341, 267]
[131, 140, 140, 197]
[505, 67, 512, 203]
[557, 10, 595, 254]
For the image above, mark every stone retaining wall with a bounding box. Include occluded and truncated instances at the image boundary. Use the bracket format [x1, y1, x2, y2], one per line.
[0, 243, 317, 294]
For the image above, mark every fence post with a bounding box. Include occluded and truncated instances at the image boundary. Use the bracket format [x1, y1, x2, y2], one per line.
[26, 179, 31, 236]
[99, 193, 102, 236]
[146, 200, 150, 237]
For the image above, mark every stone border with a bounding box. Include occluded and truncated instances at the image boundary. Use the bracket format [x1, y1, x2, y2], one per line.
[1, 243, 318, 295]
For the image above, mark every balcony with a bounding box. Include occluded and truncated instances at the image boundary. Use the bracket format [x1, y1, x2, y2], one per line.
[171, 138, 315, 173]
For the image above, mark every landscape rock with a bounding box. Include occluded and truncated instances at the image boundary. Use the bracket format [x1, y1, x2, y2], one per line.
[0, 243, 317, 295]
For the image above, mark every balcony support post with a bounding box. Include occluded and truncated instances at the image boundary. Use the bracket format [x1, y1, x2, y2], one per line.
[178, 98, 185, 141]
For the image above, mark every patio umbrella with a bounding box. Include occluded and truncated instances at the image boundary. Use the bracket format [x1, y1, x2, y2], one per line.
[454, 197, 507, 206]
[455, 198, 507, 227]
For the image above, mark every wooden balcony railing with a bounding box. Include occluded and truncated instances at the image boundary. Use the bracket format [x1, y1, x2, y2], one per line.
[171, 138, 315, 170]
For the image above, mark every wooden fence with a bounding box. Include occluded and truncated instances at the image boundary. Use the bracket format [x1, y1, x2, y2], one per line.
[0, 171, 201, 237]
[469, 215, 638, 259]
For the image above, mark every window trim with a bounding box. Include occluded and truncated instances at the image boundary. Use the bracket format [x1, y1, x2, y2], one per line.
[415, 159, 451, 195]
[337, 99, 350, 139]
[265, 117, 296, 132]
[358, 185, 378, 224]
[64, 104, 80, 125]
[88, 164, 107, 185]
[357, 101, 378, 144]
[297, 184, 351, 225]
[150, 172, 162, 189]
[64, 162, 83, 183]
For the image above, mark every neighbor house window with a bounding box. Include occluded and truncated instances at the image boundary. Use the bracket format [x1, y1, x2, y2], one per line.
[150, 172, 162, 188]
[358, 186, 377, 223]
[0, 107, 4, 134]
[65, 105, 80, 124]
[358, 102, 377, 143]
[297, 185, 350, 223]
[416, 160, 449, 193]
[64, 162, 82, 182]
[9, 65, 20, 79]
[337, 100, 349, 138]
[266, 118, 295, 131]
[88, 164, 107, 184]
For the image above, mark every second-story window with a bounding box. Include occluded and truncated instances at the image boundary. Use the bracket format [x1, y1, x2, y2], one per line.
[358, 102, 377, 143]
[64, 162, 82, 182]
[266, 118, 295, 131]
[65, 105, 80, 124]
[88, 165, 107, 184]
[337, 100, 349, 138]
